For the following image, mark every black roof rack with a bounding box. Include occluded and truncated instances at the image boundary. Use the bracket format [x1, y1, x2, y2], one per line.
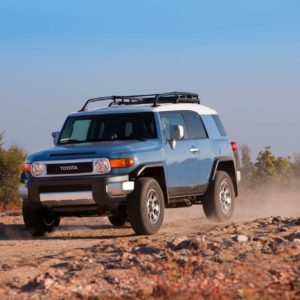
[79, 92, 200, 112]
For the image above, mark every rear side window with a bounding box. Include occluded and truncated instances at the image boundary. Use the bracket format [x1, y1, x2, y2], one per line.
[212, 115, 227, 137]
[183, 111, 208, 139]
[160, 112, 189, 140]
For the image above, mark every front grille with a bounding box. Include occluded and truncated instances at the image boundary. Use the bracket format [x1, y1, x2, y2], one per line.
[39, 184, 92, 193]
[46, 162, 93, 175]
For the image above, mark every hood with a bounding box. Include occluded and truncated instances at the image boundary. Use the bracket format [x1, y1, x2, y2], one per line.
[26, 139, 161, 162]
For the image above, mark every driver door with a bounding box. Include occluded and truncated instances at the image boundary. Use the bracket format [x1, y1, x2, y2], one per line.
[160, 111, 200, 197]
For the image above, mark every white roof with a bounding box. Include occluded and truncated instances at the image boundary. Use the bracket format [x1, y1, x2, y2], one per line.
[153, 103, 217, 115]
[70, 103, 217, 117]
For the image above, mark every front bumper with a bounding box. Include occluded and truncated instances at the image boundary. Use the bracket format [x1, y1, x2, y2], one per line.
[19, 174, 134, 211]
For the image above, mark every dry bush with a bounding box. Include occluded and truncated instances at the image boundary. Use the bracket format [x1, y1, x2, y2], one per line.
[0, 133, 26, 206]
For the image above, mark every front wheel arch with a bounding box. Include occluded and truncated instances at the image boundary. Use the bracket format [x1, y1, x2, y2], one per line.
[131, 165, 168, 206]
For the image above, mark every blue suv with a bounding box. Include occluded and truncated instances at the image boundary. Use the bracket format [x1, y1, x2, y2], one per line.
[19, 92, 240, 236]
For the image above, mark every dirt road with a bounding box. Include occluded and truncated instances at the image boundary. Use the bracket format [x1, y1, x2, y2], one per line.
[0, 193, 300, 299]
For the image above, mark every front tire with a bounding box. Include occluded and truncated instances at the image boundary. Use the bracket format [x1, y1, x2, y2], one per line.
[22, 200, 60, 236]
[128, 177, 164, 235]
[203, 171, 235, 222]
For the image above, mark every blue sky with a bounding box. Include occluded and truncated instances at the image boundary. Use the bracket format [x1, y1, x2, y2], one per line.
[0, 0, 299, 159]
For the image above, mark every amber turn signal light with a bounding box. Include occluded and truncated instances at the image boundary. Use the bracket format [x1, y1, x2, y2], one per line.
[22, 163, 31, 173]
[110, 158, 135, 168]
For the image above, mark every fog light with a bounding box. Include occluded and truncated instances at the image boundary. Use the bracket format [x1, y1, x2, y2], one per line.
[31, 162, 44, 177]
[94, 158, 111, 174]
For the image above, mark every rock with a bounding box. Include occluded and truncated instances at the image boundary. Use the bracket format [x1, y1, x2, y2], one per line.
[202, 249, 215, 257]
[136, 246, 161, 255]
[83, 285, 93, 293]
[174, 237, 207, 251]
[176, 258, 188, 267]
[104, 269, 129, 285]
[273, 237, 285, 244]
[141, 263, 155, 273]
[174, 240, 190, 250]
[222, 239, 235, 248]
[253, 241, 262, 250]
[1, 264, 11, 271]
[285, 231, 300, 242]
[44, 278, 55, 289]
[212, 255, 223, 263]
[168, 236, 188, 249]
[233, 235, 248, 243]
[106, 275, 119, 284]
[218, 252, 235, 262]
[51, 262, 70, 269]
[207, 242, 220, 251]
[277, 227, 289, 233]
[2, 215, 300, 299]
[272, 217, 282, 224]
[261, 247, 272, 254]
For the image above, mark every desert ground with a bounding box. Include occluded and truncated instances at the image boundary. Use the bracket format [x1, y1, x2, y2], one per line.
[0, 188, 299, 299]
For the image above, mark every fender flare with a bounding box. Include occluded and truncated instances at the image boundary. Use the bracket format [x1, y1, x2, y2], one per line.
[210, 156, 239, 196]
[129, 162, 169, 204]
[129, 162, 165, 178]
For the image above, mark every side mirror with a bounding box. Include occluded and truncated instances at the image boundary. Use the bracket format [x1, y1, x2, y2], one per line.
[52, 131, 60, 145]
[170, 125, 184, 141]
[169, 125, 184, 149]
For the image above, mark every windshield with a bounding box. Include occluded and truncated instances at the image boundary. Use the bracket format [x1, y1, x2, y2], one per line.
[58, 112, 157, 145]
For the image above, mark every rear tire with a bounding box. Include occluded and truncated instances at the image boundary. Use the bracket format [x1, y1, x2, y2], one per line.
[128, 177, 164, 235]
[22, 200, 60, 236]
[108, 214, 127, 227]
[203, 171, 235, 222]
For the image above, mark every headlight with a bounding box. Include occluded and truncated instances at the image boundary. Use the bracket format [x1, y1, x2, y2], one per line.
[94, 159, 111, 174]
[31, 162, 44, 177]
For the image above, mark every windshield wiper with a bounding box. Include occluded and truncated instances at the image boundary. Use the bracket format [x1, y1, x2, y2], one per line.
[60, 139, 84, 144]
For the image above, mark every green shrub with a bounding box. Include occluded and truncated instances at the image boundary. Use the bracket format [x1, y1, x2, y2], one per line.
[240, 145, 295, 187]
[0, 133, 26, 204]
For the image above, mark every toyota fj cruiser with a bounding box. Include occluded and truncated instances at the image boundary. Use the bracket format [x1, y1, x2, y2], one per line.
[19, 92, 240, 236]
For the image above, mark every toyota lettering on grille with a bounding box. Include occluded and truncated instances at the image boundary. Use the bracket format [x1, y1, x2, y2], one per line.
[60, 165, 79, 171]
[46, 162, 93, 175]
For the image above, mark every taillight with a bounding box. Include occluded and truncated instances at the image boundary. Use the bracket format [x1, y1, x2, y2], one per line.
[231, 141, 238, 153]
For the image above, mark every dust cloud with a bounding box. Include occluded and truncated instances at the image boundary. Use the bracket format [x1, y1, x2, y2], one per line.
[164, 183, 300, 224]
[234, 184, 300, 221]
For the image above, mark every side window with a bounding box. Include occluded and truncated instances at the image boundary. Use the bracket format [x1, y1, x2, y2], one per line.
[125, 122, 133, 137]
[183, 111, 208, 139]
[212, 115, 227, 137]
[160, 112, 189, 140]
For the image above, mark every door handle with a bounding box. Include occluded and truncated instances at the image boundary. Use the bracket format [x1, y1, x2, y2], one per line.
[190, 147, 199, 153]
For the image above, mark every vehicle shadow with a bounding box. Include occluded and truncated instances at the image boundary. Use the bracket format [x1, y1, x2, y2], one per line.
[0, 222, 135, 241]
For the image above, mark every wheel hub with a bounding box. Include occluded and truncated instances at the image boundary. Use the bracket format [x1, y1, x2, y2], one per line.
[219, 181, 232, 214]
[42, 211, 56, 227]
[146, 189, 160, 224]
